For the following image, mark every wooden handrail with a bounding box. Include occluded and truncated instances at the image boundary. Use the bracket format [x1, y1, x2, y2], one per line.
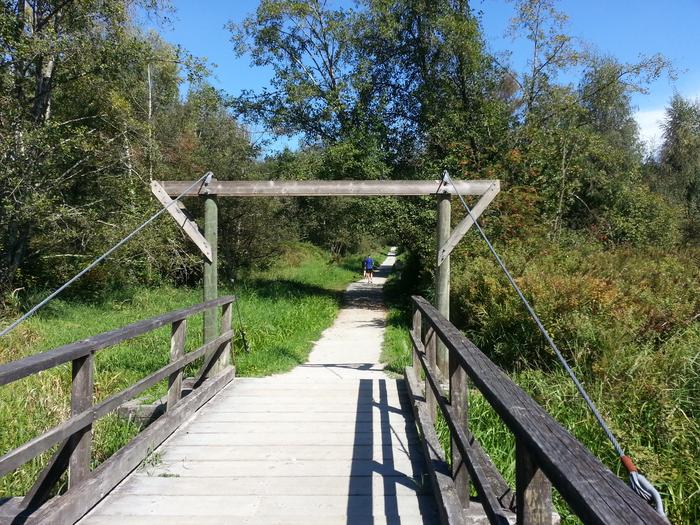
[409, 295, 666, 525]
[0, 296, 236, 521]
[0, 295, 234, 387]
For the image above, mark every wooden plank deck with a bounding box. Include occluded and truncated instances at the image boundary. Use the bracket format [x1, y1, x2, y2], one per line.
[80, 251, 440, 524]
[80, 377, 436, 524]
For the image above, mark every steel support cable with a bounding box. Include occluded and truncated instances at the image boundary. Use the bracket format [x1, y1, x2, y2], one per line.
[440, 171, 666, 519]
[0, 172, 214, 339]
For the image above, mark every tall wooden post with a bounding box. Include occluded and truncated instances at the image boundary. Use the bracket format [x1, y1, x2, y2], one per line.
[436, 194, 451, 377]
[203, 193, 218, 348]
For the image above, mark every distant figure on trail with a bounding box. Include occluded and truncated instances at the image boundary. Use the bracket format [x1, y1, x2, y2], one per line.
[363, 255, 375, 283]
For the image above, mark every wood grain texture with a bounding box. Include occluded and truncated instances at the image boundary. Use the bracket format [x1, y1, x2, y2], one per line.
[159, 179, 498, 197]
[0, 296, 235, 387]
[412, 308, 422, 378]
[405, 366, 467, 525]
[81, 376, 436, 525]
[202, 194, 218, 349]
[435, 194, 451, 378]
[437, 182, 500, 266]
[167, 319, 186, 412]
[516, 439, 552, 525]
[424, 327, 438, 422]
[69, 354, 94, 487]
[23, 368, 235, 525]
[449, 348, 470, 509]
[0, 304, 233, 509]
[413, 340, 513, 525]
[411, 295, 667, 525]
[150, 180, 212, 262]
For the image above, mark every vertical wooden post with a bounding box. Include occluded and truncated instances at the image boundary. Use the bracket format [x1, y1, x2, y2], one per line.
[412, 306, 422, 378]
[436, 194, 451, 378]
[69, 354, 93, 487]
[203, 192, 218, 349]
[168, 319, 187, 411]
[425, 327, 438, 422]
[450, 347, 470, 508]
[216, 300, 233, 373]
[516, 439, 552, 525]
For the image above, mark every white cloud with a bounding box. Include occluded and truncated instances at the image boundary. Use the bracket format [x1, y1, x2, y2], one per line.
[634, 108, 665, 151]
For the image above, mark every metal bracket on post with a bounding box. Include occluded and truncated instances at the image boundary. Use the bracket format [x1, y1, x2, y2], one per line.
[200, 171, 214, 195]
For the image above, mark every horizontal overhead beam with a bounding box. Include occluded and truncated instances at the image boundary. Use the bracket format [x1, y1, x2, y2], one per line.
[158, 179, 499, 197]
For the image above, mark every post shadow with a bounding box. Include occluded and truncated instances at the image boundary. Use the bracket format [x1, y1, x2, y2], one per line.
[346, 378, 436, 524]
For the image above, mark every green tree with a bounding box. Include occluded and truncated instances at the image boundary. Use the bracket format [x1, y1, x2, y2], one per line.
[660, 94, 700, 232]
[229, 0, 360, 144]
[0, 1, 213, 297]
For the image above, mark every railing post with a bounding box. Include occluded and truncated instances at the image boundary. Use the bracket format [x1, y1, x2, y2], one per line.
[168, 319, 187, 411]
[449, 347, 470, 508]
[216, 300, 233, 373]
[425, 326, 437, 421]
[516, 439, 552, 525]
[69, 353, 93, 487]
[412, 305, 422, 378]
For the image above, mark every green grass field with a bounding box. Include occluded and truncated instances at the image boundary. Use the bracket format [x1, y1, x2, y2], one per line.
[0, 242, 377, 498]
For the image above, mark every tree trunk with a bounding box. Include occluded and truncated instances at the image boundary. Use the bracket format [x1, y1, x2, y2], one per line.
[5, 218, 32, 287]
[33, 55, 55, 123]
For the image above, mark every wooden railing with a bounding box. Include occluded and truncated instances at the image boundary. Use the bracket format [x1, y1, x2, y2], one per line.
[0, 296, 236, 524]
[406, 295, 666, 525]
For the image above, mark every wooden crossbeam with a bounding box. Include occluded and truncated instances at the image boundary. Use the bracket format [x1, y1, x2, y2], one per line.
[437, 182, 500, 267]
[157, 179, 498, 197]
[150, 181, 213, 262]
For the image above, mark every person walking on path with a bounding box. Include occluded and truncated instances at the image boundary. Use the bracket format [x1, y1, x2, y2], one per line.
[362, 255, 375, 283]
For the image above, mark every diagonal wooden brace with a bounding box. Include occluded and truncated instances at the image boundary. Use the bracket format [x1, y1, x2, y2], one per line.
[150, 180, 213, 263]
[438, 182, 500, 267]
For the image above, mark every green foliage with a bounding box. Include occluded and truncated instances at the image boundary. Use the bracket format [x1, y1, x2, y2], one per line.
[602, 183, 683, 247]
[0, 1, 220, 301]
[450, 235, 699, 523]
[228, 0, 362, 143]
[657, 94, 700, 235]
[383, 233, 700, 523]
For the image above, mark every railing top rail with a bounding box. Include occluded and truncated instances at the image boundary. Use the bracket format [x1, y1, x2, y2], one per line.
[0, 295, 235, 387]
[410, 295, 666, 525]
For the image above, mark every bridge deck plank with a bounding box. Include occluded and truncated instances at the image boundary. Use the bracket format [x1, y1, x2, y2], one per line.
[80, 252, 448, 525]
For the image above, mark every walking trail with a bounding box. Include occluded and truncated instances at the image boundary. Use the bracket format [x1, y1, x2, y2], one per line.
[81, 248, 438, 524]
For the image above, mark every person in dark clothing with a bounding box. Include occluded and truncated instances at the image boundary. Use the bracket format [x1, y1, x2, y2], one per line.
[362, 255, 375, 283]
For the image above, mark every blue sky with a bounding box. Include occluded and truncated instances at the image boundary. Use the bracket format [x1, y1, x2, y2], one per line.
[146, 0, 700, 153]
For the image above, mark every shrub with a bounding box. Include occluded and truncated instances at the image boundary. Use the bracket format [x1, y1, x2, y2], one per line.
[602, 184, 683, 248]
[448, 232, 699, 523]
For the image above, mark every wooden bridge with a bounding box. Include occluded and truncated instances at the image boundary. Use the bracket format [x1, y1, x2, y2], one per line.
[0, 252, 666, 524]
[0, 180, 666, 524]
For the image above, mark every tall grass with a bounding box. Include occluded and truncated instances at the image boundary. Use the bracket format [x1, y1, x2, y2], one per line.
[0, 242, 363, 498]
[381, 238, 700, 524]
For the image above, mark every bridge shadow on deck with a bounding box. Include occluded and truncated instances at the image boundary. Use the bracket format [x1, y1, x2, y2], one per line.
[346, 378, 436, 524]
